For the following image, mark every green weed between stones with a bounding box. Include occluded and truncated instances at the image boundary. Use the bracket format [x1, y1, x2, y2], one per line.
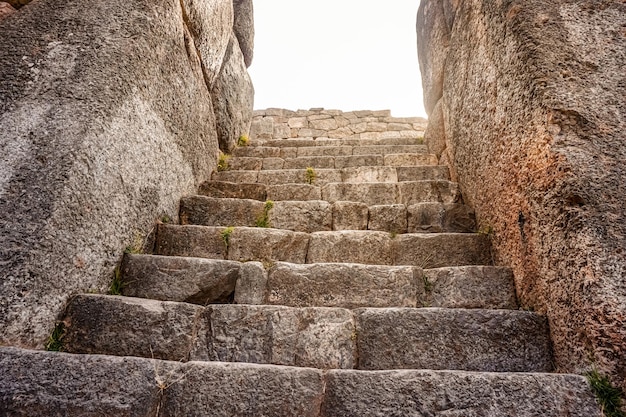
[586, 370, 625, 417]
[109, 266, 126, 295]
[221, 227, 235, 250]
[255, 201, 274, 228]
[44, 322, 66, 352]
[305, 167, 316, 185]
[125, 231, 144, 254]
[422, 274, 434, 293]
[237, 135, 250, 147]
[217, 153, 230, 172]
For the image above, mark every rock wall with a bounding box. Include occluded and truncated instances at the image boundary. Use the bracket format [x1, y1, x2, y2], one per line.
[418, 0, 626, 388]
[0, 0, 254, 348]
[251, 108, 427, 142]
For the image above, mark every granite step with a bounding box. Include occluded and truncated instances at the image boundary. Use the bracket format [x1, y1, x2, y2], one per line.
[180, 196, 476, 233]
[226, 153, 438, 171]
[212, 167, 450, 186]
[250, 136, 424, 148]
[60, 295, 550, 372]
[121, 254, 518, 310]
[233, 144, 428, 158]
[154, 225, 492, 267]
[0, 347, 601, 417]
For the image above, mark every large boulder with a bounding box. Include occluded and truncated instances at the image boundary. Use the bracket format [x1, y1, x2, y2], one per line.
[418, 0, 626, 389]
[211, 34, 254, 153]
[0, 0, 251, 348]
[233, 0, 254, 67]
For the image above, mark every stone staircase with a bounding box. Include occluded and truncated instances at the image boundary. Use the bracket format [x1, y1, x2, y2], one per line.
[0, 109, 602, 416]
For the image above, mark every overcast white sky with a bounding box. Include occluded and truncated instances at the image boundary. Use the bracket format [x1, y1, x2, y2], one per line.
[248, 1, 426, 117]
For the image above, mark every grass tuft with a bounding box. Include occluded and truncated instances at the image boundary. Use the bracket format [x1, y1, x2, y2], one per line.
[586, 370, 625, 417]
[45, 322, 66, 352]
[217, 153, 230, 172]
[237, 135, 250, 147]
[109, 266, 126, 295]
[255, 201, 274, 228]
[305, 167, 316, 185]
[221, 227, 235, 249]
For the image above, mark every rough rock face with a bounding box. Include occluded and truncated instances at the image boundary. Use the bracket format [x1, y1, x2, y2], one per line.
[211, 34, 255, 153]
[418, 0, 626, 389]
[233, 0, 254, 67]
[0, 2, 15, 20]
[0, 0, 254, 348]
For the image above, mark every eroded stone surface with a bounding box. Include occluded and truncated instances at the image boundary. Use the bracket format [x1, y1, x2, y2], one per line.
[307, 231, 394, 265]
[368, 204, 408, 233]
[121, 254, 241, 304]
[332, 201, 369, 230]
[264, 262, 419, 308]
[180, 196, 264, 227]
[156, 224, 227, 260]
[393, 233, 492, 267]
[356, 307, 552, 372]
[270, 200, 333, 233]
[198, 181, 267, 201]
[267, 184, 322, 201]
[228, 227, 310, 263]
[321, 369, 602, 417]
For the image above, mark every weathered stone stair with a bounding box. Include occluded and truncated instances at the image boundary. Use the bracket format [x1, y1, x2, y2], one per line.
[1, 109, 602, 416]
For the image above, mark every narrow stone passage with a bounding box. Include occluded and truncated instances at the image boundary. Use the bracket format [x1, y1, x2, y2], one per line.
[0, 109, 603, 416]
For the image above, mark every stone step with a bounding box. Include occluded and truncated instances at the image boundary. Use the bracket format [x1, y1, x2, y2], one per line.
[226, 153, 438, 171]
[60, 295, 549, 372]
[208, 178, 461, 207]
[1, 347, 601, 417]
[155, 225, 492, 267]
[121, 255, 518, 310]
[180, 196, 476, 233]
[233, 143, 428, 158]
[249, 136, 424, 148]
[212, 167, 450, 186]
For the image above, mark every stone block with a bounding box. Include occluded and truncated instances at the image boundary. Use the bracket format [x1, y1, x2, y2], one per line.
[310, 118, 338, 131]
[341, 166, 397, 183]
[121, 254, 241, 304]
[234, 261, 268, 304]
[283, 156, 335, 169]
[212, 170, 259, 183]
[279, 147, 299, 158]
[396, 166, 450, 181]
[227, 157, 262, 171]
[155, 225, 227, 260]
[288, 117, 308, 128]
[392, 233, 493, 268]
[261, 157, 285, 170]
[420, 266, 518, 309]
[232, 146, 281, 158]
[258, 169, 342, 186]
[161, 360, 325, 417]
[180, 196, 264, 227]
[356, 307, 553, 372]
[198, 180, 267, 201]
[323, 183, 398, 205]
[334, 155, 384, 169]
[270, 200, 333, 233]
[198, 305, 356, 369]
[307, 231, 394, 265]
[62, 295, 203, 362]
[272, 124, 292, 139]
[228, 227, 310, 263]
[267, 184, 322, 201]
[321, 369, 601, 417]
[297, 145, 353, 157]
[384, 153, 438, 166]
[397, 180, 461, 205]
[368, 205, 408, 233]
[332, 201, 369, 230]
[352, 145, 426, 155]
[265, 262, 419, 308]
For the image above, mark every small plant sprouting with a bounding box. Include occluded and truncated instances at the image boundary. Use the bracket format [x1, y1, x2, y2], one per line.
[255, 200, 274, 228]
[237, 135, 250, 147]
[109, 266, 126, 296]
[389, 230, 398, 239]
[417, 136, 425, 145]
[45, 322, 66, 352]
[125, 231, 144, 255]
[221, 227, 235, 249]
[478, 224, 494, 236]
[422, 274, 434, 293]
[586, 369, 625, 417]
[217, 153, 230, 172]
[305, 167, 316, 185]
[160, 214, 172, 224]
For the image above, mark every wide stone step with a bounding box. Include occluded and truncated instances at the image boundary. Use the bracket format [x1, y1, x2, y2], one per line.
[212, 167, 450, 186]
[1, 347, 601, 417]
[155, 225, 492, 267]
[180, 196, 476, 233]
[60, 296, 549, 372]
[226, 153, 438, 171]
[233, 144, 428, 158]
[249, 136, 424, 148]
[121, 255, 518, 310]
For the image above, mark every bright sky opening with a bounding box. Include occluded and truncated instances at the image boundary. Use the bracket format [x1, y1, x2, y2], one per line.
[248, 1, 426, 117]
